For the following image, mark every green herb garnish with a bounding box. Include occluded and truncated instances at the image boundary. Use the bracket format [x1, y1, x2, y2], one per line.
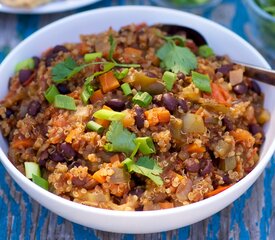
[121, 82, 132, 96]
[191, 71, 212, 93]
[114, 68, 129, 80]
[32, 174, 49, 190]
[122, 157, 163, 186]
[24, 162, 41, 179]
[134, 137, 156, 155]
[198, 45, 214, 58]
[54, 94, 77, 110]
[108, 35, 117, 62]
[157, 36, 197, 74]
[86, 120, 104, 133]
[84, 52, 103, 63]
[104, 121, 136, 155]
[44, 85, 60, 103]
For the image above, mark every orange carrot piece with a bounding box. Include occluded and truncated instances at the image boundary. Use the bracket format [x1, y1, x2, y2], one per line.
[92, 170, 106, 184]
[230, 128, 255, 147]
[122, 111, 135, 128]
[123, 47, 143, 57]
[159, 202, 174, 209]
[110, 154, 120, 163]
[157, 109, 170, 123]
[186, 143, 206, 153]
[11, 138, 34, 149]
[205, 185, 232, 198]
[144, 109, 159, 126]
[90, 89, 104, 104]
[211, 83, 232, 106]
[78, 43, 90, 55]
[99, 71, 120, 93]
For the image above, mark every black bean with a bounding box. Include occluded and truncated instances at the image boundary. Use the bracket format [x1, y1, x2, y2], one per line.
[248, 123, 263, 135]
[59, 142, 76, 160]
[250, 81, 261, 95]
[68, 159, 85, 169]
[184, 158, 200, 173]
[200, 159, 213, 176]
[162, 93, 178, 112]
[152, 95, 162, 106]
[45, 52, 57, 67]
[233, 83, 248, 95]
[217, 64, 233, 75]
[19, 69, 33, 85]
[52, 45, 68, 54]
[222, 117, 233, 131]
[50, 152, 65, 162]
[135, 106, 145, 129]
[27, 101, 41, 117]
[177, 72, 185, 80]
[105, 99, 126, 111]
[32, 56, 40, 69]
[223, 174, 232, 185]
[57, 83, 71, 94]
[178, 98, 188, 112]
[38, 150, 49, 167]
[5, 108, 14, 118]
[129, 187, 145, 198]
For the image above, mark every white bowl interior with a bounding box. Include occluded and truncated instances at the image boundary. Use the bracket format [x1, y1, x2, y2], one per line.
[0, 6, 275, 234]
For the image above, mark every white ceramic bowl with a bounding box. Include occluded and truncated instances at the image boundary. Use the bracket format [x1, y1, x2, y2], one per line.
[0, 6, 275, 234]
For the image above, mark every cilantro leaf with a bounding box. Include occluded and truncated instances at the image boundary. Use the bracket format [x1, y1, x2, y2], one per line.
[192, 71, 211, 93]
[52, 57, 85, 83]
[104, 121, 136, 155]
[157, 39, 197, 75]
[108, 35, 117, 62]
[123, 157, 163, 186]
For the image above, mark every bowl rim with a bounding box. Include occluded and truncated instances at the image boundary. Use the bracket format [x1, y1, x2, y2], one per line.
[0, 4, 274, 221]
[245, 0, 275, 22]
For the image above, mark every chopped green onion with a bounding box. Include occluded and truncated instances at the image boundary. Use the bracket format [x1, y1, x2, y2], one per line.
[15, 58, 35, 72]
[86, 120, 104, 133]
[24, 162, 41, 179]
[121, 83, 132, 96]
[93, 109, 126, 121]
[32, 174, 49, 190]
[162, 71, 177, 91]
[130, 142, 140, 159]
[44, 85, 60, 103]
[114, 68, 129, 80]
[81, 84, 94, 104]
[198, 45, 214, 58]
[54, 95, 77, 111]
[132, 92, 152, 107]
[191, 71, 212, 93]
[134, 137, 156, 155]
[84, 52, 103, 63]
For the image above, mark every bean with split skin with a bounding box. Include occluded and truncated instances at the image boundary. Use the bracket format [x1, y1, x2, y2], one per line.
[184, 158, 200, 173]
[217, 64, 233, 75]
[27, 101, 41, 117]
[162, 93, 178, 112]
[135, 106, 145, 129]
[59, 142, 76, 160]
[5, 108, 14, 118]
[105, 99, 126, 111]
[57, 83, 71, 94]
[19, 69, 33, 85]
[250, 81, 261, 95]
[178, 98, 188, 112]
[249, 123, 263, 135]
[52, 45, 68, 54]
[222, 117, 233, 131]
[200, 159, 213, 176]
[38, 150, 49, 167]
[32, 56, 40, 69]
[50, 152, 65, 162]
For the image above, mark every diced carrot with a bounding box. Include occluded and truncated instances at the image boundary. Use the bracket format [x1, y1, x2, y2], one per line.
[205, 185, 232, 198]
[90, 89, 104, 104]
[123, 47, 143, 57]
[78, 43, 90, 55]
[157, 109, 170, 123]
[159, 202, 174, 209]
[186, 143, 206, 153]
[110, 154, 120, 163]
[11, 138, 34, 149]
[92, 170, 106, 184]
[231, 128, 255, 148]
[98, 71, 120, 93]
[211, 83, 232, 106]
[65, 129, 79, 143]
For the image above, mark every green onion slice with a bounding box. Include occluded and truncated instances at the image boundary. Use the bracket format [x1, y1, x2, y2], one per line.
[24, 162, 41, 179]
[84, 52, 103, 63]
[134, 137, 156, 155]
[93, 109, 126, 121]
[114, 68, 129, 80]
[121, 83, 132, 96]
[81, 84, 94, 104]
[132, 92, 152, 107]
[191, 71, 212, 93]
[15, 58, 35, 72]
[162, 71, 177, 91]
[198, 45, 214, 58]
[86, 120, 104, 133]
[32, 174, 49, 190]
[45, 85, 60, 103]
[54, 95, 77, 111]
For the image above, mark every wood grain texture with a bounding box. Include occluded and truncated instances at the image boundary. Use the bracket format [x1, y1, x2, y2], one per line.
[1, 0, 275, 239]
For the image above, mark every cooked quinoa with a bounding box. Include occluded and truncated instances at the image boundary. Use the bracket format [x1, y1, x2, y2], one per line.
[0, 23, 270, 211]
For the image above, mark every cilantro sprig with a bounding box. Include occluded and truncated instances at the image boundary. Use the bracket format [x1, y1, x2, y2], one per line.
[123, 157, 163, 186]
[157, 35, 197, 75]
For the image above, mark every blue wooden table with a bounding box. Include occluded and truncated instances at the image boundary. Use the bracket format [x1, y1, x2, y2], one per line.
[1, 0, 275, 239]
